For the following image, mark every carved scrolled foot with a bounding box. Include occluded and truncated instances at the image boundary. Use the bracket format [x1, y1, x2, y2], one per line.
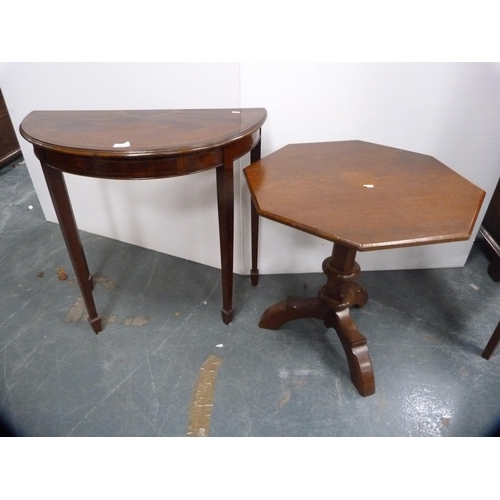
[345, 344, 375, 396]
[328, 308, 375, 397]
[259, 296, 326, 330]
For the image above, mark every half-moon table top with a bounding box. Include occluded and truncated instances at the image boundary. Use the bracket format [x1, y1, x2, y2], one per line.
[20, 108, 267, 157]
[20, 108, 267, 179]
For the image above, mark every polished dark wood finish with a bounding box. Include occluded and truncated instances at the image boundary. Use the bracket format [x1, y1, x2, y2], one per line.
[479, 177, 500, 281]
[244, 140, 485, 396]
[249, 139, 261, 286]
[21, 108, 267, 332]
[259, 244, 374, 396]
[245, 141, 484, 252]
[0, 89, 22, 168]
[477, 178, 500, 358]
[482, 319, 500, 360]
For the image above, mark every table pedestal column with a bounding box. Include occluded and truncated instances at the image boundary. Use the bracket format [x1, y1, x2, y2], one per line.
[258, 243, 375, 397]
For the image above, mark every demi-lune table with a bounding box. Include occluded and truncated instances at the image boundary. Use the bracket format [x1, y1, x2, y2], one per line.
[20, 108, 267, 333]
[244, 140, 485, 396]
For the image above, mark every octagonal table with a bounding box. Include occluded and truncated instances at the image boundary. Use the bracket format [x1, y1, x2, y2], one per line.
[244, 140, 485, 396]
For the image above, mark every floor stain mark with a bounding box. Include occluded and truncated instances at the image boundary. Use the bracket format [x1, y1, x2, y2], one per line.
[56, 267, 68, 281]
[93, 273, 118, 290]
[441, 416, 452, 428]
[64, 297, 85, 323]
[102, 315, 117, 325]
[122, 316, 149, 327]
[187, 354, 223, 437]
[64, 298, 143, 326]
[277, 392, 291, 412]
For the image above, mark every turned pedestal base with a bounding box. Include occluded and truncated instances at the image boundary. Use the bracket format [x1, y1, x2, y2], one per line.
[258, 244, 375, 397]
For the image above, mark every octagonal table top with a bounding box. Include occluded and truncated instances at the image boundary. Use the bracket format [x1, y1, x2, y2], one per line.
[244, 140, 485, 251]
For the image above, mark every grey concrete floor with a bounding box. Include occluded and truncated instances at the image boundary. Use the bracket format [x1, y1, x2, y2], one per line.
[1, 159, 500, 437]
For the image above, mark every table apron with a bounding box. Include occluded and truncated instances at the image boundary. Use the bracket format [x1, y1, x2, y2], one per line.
[33, 130, 261, 180]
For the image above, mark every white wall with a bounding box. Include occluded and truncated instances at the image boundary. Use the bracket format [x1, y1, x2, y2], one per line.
[1, 63, 243, 271]
[2, 62, 500, 275]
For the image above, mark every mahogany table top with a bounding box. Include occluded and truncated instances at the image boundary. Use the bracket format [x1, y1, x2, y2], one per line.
[244, 140, 485, 251]
[20, 108, 267, 157]
[20, 108, 267, 180]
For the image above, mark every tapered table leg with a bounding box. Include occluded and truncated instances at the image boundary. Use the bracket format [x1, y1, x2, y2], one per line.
[249, 138, 261, 286]
[216, 151, 235, 325]
[250, 199, 260, 286]
[258, 243, 375, 396]
[216, 136, 263, 323]
[41, 164, 102, 334]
